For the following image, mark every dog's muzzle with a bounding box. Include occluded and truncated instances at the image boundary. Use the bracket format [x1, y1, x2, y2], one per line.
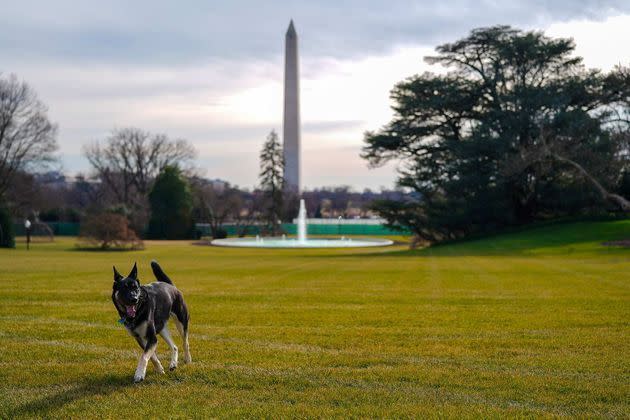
[125, 304, 137, 318]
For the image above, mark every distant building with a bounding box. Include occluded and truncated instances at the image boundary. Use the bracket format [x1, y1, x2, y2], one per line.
[34, 171, 66, 187]
[32, 171, 101, 190]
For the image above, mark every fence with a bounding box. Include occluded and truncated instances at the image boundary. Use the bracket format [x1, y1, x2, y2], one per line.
[12, 221, 409, 237]
[14, 222, 81, 236]
[196, 221, 408, 237]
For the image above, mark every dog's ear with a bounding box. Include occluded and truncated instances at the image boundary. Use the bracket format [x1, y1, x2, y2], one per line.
[113, 266, 123, 283]
[128, 262, 138, 280]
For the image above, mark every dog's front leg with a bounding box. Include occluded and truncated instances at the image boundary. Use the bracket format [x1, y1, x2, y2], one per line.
[134, 325, 158, 383]
[134, 336, 164, 374]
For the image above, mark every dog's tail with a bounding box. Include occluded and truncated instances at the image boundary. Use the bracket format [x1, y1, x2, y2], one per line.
[151, 260, 174, 285]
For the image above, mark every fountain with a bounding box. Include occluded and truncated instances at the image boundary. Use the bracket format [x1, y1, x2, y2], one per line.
[211, 199, 393, 248]
[297, 199, 307, 243]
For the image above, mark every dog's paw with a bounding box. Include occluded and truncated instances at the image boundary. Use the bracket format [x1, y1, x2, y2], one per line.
[169, 363, 177, 371]
[184, 354, 192, 364]
[133, 374, 145, 383]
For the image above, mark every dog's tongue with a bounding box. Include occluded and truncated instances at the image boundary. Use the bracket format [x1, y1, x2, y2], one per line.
[126, 305, 136, 317]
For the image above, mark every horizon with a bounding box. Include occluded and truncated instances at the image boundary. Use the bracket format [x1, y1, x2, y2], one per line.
[2, 1, 629, 189]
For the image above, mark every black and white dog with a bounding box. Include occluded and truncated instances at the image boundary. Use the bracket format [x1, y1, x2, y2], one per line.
[112, 260, 191, 383]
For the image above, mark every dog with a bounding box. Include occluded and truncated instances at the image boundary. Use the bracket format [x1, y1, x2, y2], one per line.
[112, 260, 191, 383]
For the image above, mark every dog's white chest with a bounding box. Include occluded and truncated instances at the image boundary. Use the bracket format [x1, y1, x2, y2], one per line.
[130, 321, 148, 337]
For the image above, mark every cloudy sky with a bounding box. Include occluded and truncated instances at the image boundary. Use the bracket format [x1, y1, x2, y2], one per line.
[2, 1, 629, 190]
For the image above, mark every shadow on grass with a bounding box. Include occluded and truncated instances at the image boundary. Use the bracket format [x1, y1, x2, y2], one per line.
[13, 373, 133, 417]
[67, 247, 142, 254]
[70, 246, 144, 252]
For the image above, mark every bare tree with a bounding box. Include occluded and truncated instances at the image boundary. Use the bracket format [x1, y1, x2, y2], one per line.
[191, 179, 248, 238]
[84, 127, 196, 204]
[233, 192, 262, 237]
[0, 74, 58, 198]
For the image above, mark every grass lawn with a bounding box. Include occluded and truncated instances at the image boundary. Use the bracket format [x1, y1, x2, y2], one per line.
[0, 220, 628, 418]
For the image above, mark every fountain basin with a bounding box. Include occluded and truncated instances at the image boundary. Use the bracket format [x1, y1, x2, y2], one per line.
[212, 199, 394, 249]
[211, 237, 393, 248]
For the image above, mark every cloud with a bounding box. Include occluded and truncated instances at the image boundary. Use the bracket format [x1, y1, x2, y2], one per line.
[303, 121, 364, 133]
[1, 1, 629, 65]
[3, 2, 630, 189]
[546, 14, 630, 71]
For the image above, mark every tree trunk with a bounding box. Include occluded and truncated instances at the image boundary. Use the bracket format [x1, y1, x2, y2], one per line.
[552, 153, 630, 212]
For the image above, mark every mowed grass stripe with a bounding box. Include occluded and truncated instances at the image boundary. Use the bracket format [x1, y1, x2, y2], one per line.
[0, 220, 628, 417]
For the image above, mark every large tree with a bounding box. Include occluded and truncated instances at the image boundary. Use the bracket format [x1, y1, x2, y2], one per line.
[84, 127, 196, 232]
[84, 128, 196, 203]
[0, 74, 58, 199]
[363, 26, 629, 242]
[259, 130, 284, 235]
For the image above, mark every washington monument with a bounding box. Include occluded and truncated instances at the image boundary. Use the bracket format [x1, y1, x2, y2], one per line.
[283, 20, 300, 192]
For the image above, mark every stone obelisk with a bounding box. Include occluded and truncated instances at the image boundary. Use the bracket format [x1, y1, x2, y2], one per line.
[283, 20, 300, 193]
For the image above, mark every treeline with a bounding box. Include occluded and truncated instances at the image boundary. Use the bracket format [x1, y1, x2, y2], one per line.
[2, 164, 404, 245]
[0, 94, 403, 248]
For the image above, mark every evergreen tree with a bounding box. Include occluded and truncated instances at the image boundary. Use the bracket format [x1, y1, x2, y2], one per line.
[259, 130, 284, 235]
[363, 26, 629, 242]
[147, 166, 193, 239]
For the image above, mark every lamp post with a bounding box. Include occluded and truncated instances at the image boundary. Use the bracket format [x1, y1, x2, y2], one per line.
[24, 219, 32, 250]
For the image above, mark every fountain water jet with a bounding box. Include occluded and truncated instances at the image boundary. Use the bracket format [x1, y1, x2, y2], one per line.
[297, 199, 307, 243]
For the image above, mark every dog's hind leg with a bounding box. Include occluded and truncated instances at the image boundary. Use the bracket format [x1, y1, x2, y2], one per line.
[159, 326, 179, 371]
[173, 314, 191, 364]
[134, 336, 164, 374]
[150, 351, 165, 373]
[172, 294, 191, 364]
[173, 317, 191, 364]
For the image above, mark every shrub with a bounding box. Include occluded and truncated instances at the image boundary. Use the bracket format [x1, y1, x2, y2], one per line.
[213, 227, 228, 239]
[0, 207, 15, 248]
[78, 213, 143, 250]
